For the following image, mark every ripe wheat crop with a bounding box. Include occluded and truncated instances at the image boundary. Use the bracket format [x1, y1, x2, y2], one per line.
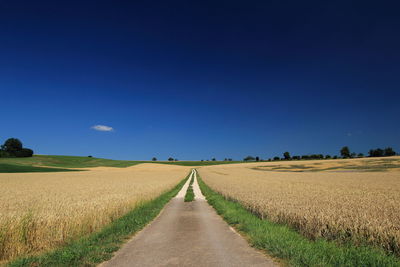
[0, 164, 189, 263]
[199, 157, 400, 256]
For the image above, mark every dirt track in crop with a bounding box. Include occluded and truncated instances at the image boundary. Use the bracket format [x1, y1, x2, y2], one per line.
[102, 170, 276, 267]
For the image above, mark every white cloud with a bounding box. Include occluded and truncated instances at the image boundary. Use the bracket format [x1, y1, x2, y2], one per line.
[91, 125, 114, 132]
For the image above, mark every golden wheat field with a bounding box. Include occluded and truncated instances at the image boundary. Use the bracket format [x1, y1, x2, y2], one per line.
[0, 164, 190, 263]
[199, 156, 400, 255]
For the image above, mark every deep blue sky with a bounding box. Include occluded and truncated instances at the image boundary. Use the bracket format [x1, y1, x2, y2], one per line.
[1, 1, 399, 160]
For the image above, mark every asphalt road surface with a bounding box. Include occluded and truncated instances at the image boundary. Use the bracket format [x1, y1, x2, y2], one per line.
[101, 170, 277, 267]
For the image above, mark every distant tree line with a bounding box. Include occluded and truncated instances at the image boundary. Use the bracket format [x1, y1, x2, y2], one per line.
[369, 147, 396, 157]
[0, 138, 34, 158]
[242, 146, 397, 162]
[152, 146, 397, 162]
[150, 157, 180, 161]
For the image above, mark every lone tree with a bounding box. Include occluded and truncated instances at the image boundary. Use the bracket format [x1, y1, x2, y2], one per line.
[3, 138, 22, 154]
[255, 156, 260, 161]
[340, 146, 351, 158]
[243, 156, 255, 161]
[283, 151, 291, 160]
[152, 157, 157, 161]
[212, 158, 216, 161]
[168, 157, 174, 161]
[0, 138, 33, 158]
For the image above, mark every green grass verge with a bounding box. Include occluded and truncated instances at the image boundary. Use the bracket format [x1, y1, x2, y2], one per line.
[184, 173, 195, 202]
[6, 173, 190, 267]
[197, 173, 400, 267]
[0, 163, 81, 173]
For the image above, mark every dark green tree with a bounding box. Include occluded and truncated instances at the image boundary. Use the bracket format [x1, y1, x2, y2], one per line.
[283, 152, 291, 160]
[340, 146, 351, 158]
[152, 157, 157, 161]
[168, 157, 174, 161]
[3, 138, 23, 155]
[1, 138, 33, 157]
[384, 147, 396, 156]
[369, 148, 384, 157]
[243, 156, 255, 161]
[15, 148, 33, 157]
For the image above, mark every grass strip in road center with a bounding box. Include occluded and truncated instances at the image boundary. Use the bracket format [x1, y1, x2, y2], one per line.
[7, 172, 191, 267]
[197, 173, 400, 267]
[184, 171, 195, 202]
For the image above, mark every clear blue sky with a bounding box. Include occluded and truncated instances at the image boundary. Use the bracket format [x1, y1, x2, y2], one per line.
[1, 1, 399, 160]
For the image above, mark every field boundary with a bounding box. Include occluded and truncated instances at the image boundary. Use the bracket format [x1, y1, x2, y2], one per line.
[197, 172, 400, 267]
[6, 173, 191, 267]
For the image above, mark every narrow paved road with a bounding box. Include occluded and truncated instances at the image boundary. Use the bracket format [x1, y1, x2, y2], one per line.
[101, 170, 276, 267]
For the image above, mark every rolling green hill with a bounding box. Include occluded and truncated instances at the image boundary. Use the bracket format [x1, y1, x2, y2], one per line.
[0, 155, 140, 169]
[0, 155, 243, 172]
[0, 163, 80, 173]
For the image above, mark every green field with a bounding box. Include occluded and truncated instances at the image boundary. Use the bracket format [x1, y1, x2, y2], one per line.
[0, 155, 243, 172]
[0, 163, 80, 173]
[0, 155, 140, 168]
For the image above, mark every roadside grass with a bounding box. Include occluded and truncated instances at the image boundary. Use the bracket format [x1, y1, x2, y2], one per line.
[184, 172, 195, 202]
[0, 163, 81, 173]
[197, 173, 400, 267]
[6, 173, 191, 267]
